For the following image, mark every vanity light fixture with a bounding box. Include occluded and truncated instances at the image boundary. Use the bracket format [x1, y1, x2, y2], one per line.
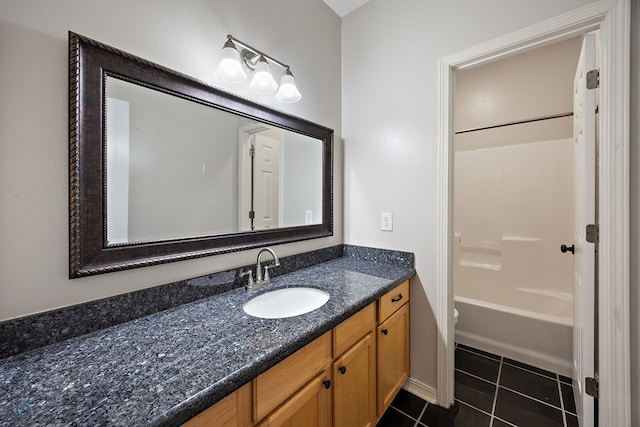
[214, 35, 302, 103]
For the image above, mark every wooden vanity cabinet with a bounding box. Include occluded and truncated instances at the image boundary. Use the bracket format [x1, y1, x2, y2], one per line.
[376, 280, 410, 418]
[184, 280, 410, 427]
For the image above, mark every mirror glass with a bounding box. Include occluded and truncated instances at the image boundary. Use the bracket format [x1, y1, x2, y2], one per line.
[68, 32, 333, 278]
[105, 77, 322, 244]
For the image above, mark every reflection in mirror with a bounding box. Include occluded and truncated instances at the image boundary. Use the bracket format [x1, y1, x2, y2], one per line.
[105, 77, 322, 245]
[69, 32, 333, 278]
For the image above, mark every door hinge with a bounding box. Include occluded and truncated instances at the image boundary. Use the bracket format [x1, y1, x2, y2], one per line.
[586, 224, 599, 244]
[586, 69, 600, 89]
[249, 147, 255, 158]
[586, 376, 599, 398]
[249, 210, 255, 219]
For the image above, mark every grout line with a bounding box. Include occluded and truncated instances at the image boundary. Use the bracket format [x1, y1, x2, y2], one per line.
[501, 358, 558, 381]
[388, 403, 424, 425]
[489, 356, 503, 427]
[557, 374, 568, 427]
[455, 398, 493, 418]
[455, 367, 497, 386]
[499, 384, 565, 411]
[457, 344, 501, 362]
[493, 415, 518, 426]
[414, 402, 428, 427]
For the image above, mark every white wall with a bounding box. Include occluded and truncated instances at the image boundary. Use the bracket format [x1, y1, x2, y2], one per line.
[108, 78, 242, 241]
[342, 0, 597, 393]
[280, 132, 323, 226]
[0, 0, 342, 321]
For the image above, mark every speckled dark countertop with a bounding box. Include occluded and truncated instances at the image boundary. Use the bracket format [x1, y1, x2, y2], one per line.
[0, 253, 414, 426]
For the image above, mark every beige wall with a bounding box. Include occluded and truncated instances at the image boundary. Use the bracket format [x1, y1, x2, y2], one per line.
[0, 0, 342, 321]
[454, 36, 581, 151]
[341, 0, 599, 394]
[454, 37, 582, 132]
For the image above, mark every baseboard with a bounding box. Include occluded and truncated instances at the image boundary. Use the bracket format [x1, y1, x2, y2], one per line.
[403, 377, 438, 405]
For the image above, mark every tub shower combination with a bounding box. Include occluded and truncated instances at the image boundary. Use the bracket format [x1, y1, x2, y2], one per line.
[453, 139, 574, 377]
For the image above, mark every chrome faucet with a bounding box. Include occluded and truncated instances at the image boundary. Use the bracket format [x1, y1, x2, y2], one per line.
[256, 247, 280, 285]
[242, 247, 280, 291]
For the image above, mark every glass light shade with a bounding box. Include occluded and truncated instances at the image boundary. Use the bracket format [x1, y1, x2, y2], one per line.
[275, 72, 302, 103]
[249, 58, 278, 94]
[215, 46, 247, 82]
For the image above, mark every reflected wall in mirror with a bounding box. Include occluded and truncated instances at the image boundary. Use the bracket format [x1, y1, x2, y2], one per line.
[70, 33, 333, 278]
[105, 77, 322, 244]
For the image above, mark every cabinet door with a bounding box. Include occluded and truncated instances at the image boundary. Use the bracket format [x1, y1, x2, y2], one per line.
[256, 372, 332, 427]
[182, 383, 251, 427]
[377, 303, 410, 417]
[254, 332, 332, 422]
[333, 333, 376, 427]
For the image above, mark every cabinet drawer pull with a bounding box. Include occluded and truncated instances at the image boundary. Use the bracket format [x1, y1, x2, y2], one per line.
[381, 329, 388, 336]
[391, 294, 403, 303]
[323, 379, 331, 389]
[338, 366, 347, 375]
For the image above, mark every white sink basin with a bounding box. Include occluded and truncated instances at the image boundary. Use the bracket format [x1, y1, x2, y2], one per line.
[243, 287, 330, 319]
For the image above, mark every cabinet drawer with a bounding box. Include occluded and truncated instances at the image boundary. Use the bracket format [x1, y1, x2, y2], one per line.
[254, 331, 332, 423]
[378, 280, 409, 322]
[333, 303, 376, 357]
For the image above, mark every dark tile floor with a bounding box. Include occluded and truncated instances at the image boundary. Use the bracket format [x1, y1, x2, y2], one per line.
[378, 344, 579, 427]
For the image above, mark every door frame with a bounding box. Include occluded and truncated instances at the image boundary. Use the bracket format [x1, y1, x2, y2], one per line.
[435, 1, 630, 426]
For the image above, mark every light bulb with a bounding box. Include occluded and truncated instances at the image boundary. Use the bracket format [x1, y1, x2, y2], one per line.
[249, 57, 278, 94]
[214, 40, 247, 82]
[275, 70, 302, 103]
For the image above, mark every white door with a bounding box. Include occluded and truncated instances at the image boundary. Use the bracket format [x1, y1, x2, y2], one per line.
[572, 32, 597, 427]
[253, 132, 280, 229]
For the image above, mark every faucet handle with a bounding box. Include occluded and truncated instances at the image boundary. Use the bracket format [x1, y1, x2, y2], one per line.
[263, 264, 278, 282]
[240, 269, 255, 288]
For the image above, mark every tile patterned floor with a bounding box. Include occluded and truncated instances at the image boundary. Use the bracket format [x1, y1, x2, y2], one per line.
[378, 344, 579, 427]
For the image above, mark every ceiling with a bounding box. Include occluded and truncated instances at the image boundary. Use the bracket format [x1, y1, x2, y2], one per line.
[322, 0, 370, 17]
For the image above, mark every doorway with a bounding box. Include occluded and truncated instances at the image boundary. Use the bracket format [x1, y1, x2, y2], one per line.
[238, 125, 282, 231]
[451, 36, 587, 426]
[435, 2, 631, 426]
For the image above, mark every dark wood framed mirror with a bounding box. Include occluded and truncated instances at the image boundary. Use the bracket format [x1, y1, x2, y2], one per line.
[69, 32, 333, 278]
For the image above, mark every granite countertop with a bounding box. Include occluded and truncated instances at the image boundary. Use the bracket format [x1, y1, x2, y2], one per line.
[0, 255, 414, 426]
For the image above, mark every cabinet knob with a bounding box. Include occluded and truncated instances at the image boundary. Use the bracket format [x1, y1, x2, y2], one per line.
[323, 379, 331, 389]
[338, 366, 347, 375]
[381, 329, 388, 336]
[391, 294, 403, 303]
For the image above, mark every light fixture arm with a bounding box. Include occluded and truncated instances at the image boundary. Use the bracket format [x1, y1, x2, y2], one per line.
[226, 35, 290, 72]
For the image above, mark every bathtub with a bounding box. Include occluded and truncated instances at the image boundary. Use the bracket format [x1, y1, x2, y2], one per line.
[455, 290, 573, 377]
